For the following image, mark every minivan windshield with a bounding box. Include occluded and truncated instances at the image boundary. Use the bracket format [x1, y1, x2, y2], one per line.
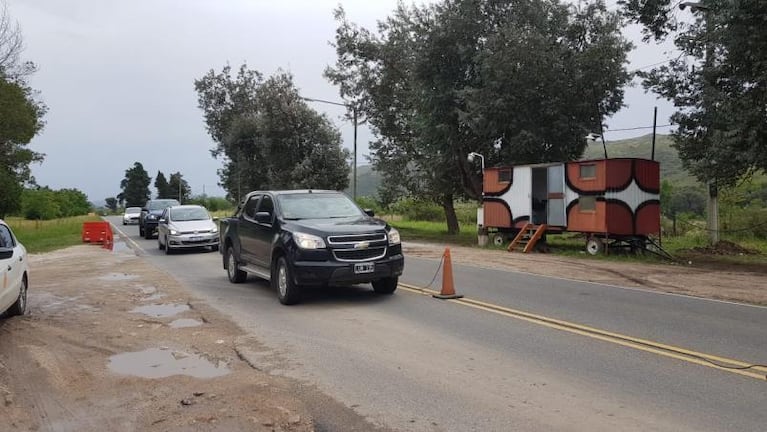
[170, 207, 210, 222]
[277, 193, 363, 220]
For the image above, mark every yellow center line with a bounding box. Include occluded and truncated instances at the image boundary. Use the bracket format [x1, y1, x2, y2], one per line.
[398, 283, 767, 382]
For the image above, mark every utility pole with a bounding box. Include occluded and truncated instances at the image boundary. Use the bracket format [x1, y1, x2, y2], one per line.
[301, 96, 359, 200]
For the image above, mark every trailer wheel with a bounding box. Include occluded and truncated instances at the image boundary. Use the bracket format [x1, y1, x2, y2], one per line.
[586, 237, 604, 255]
[492, 233, 506, 246]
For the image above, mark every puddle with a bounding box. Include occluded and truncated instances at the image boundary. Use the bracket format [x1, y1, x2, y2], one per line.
[110, 241, 131, 253]
[142, 293, 166, 302]
[98, 272, 139, 281]
[170, 318, 203, 328]
[108, 348, 229, 379]
[131, 303, 189, 318]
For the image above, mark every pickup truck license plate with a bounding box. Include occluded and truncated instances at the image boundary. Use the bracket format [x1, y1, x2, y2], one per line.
[354, 263, 375, 274]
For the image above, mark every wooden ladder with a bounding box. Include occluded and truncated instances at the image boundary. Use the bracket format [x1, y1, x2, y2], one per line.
[507, 224, 548, 253]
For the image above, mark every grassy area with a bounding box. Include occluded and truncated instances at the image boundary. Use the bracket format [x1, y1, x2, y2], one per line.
[389, 220, 478, 246]
[5, 215, 102, 254]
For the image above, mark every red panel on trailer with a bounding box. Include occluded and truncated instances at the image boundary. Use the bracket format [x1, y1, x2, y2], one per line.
[605, 202, 634, 235]
[636, 202, 661, 235]
[635, 159, 660, 191]
[483, 201, 512, 228]
[567, 160, 606, 192]
[605, 159, 633, 190]
[566, 200, 607, 233]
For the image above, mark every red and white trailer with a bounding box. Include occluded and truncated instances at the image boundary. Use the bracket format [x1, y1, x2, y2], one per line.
[478, 158, 661, 254]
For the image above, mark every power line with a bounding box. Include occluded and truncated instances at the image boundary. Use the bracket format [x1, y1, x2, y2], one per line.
[606, 124, 672, 132]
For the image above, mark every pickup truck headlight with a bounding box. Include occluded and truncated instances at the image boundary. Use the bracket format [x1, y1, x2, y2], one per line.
[388, 227, 401, 245]
[147, 214, 157, 220]
[293, 232, 326, 249]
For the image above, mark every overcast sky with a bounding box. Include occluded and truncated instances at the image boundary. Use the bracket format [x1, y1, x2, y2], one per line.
[8, 0, 676, 204]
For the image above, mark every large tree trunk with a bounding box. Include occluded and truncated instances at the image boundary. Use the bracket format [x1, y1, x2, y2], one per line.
[441, 195, 460, 235]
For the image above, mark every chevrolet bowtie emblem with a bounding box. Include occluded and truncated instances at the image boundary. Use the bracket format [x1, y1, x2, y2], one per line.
[354, 241, 370, 249]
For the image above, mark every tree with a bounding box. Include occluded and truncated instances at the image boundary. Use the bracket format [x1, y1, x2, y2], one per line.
[167, 172, 191, 203]
[154, 171, 172, 198]
[53, 188, 91, 217]
[195, 67, 350, 201]
[21, 187, 58, 220]
[118, 162, 151, 207]
[105, 197, 118, 213]
[0, 40, 46, 217]
[326, 1, 631, 234]
[620, 0, 767, 242]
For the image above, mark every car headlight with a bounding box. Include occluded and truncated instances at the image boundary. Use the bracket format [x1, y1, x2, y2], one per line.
[211, 225, 218, 234]
[293, 232, 326, 249]
[169, 229, 178, 235]
[388, 227, 401, 245]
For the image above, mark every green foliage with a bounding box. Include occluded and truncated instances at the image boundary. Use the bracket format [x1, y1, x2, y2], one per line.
[325, 0, 632, 234]
[354, 196, 382, 215]
[389, 219, 478, 245]
[154, 171, 172, 198]
[621, 0, 767, 188]
[20, 187, 92, 220]
[105, 197, 118, 212]
[194, 66, 350, 201]
[0, 76, 46, 218]
[118, 162, 151, 207]
[5, 215, 101, 254]
[22, 188, 59, 220]
[186, 195, 233, 212]
[167, 172, 191, 203]
[53, 188, 91, 217]
[389, 198, 444, 222]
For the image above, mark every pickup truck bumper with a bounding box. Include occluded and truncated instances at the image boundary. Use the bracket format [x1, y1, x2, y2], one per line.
[292, 254, 405, 287]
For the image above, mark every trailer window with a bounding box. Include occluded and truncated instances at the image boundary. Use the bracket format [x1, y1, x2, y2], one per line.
[579, 195, 596, 212]
[579, 164, 596, 179]
[498, 168, 512, 183]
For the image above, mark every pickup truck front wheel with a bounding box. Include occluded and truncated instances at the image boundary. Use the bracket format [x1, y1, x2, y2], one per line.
[274, 256, 301, 305]
[372, 277, 398, 295]
[226, 246, 247, 283]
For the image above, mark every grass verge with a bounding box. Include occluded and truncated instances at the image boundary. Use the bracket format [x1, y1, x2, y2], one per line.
[5, 215, 102, 254]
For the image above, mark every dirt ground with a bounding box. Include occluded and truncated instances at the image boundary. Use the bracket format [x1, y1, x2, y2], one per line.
[402, 241, 767, 306]
[1, 239, 765, 432]
[0, 245, 316, 432]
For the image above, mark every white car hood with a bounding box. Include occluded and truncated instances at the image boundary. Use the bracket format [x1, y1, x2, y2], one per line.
[170, 220, 216, 233]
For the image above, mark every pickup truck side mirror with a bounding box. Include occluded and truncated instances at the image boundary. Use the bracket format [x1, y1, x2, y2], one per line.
[254, 211, 272, 224]
[364, 209, 375, 217]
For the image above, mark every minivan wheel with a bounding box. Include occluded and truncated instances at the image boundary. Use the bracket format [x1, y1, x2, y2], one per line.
[274, 256, 301, 305]
[226, 246, 247, 283]
[372, 277, 398, 295]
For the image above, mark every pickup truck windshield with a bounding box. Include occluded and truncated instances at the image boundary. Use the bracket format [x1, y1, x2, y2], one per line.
[277, 193, 363, 220]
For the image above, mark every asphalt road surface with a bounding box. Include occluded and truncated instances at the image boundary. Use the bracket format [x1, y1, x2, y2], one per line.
[110, 217, 767, 432]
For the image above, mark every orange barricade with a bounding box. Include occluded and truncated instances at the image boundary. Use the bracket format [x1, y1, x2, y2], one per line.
[82, 221, 112, 244]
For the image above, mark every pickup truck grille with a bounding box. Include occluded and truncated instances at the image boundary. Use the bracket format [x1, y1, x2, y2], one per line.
[327, 233, 387, 244]
[333, 246, 387, 262]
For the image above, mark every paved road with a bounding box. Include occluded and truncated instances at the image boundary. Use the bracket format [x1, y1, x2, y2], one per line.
[110, 217, 767, 432]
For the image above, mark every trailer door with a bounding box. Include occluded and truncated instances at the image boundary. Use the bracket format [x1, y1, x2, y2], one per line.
[547, 164, 566, 226]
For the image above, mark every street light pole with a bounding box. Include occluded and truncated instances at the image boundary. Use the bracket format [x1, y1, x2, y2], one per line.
[301, 96, 359, 200]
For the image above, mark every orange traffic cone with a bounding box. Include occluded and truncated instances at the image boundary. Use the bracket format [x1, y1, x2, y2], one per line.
[433, 247, 463, 300]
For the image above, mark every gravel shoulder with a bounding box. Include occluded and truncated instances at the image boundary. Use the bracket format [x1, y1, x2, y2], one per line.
[0, 245, 319, 432]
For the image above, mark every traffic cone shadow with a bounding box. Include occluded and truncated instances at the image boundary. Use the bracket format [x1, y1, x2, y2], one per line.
[433, 247, 463, 300]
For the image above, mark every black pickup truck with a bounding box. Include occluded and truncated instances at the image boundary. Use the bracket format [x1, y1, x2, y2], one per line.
[219, 190, 404, 305]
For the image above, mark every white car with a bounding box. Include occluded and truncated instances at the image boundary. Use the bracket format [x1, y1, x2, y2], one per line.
[157, 205, 219, 254]
[0, 219, 28, 318]
[122, 206, 141, 225]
